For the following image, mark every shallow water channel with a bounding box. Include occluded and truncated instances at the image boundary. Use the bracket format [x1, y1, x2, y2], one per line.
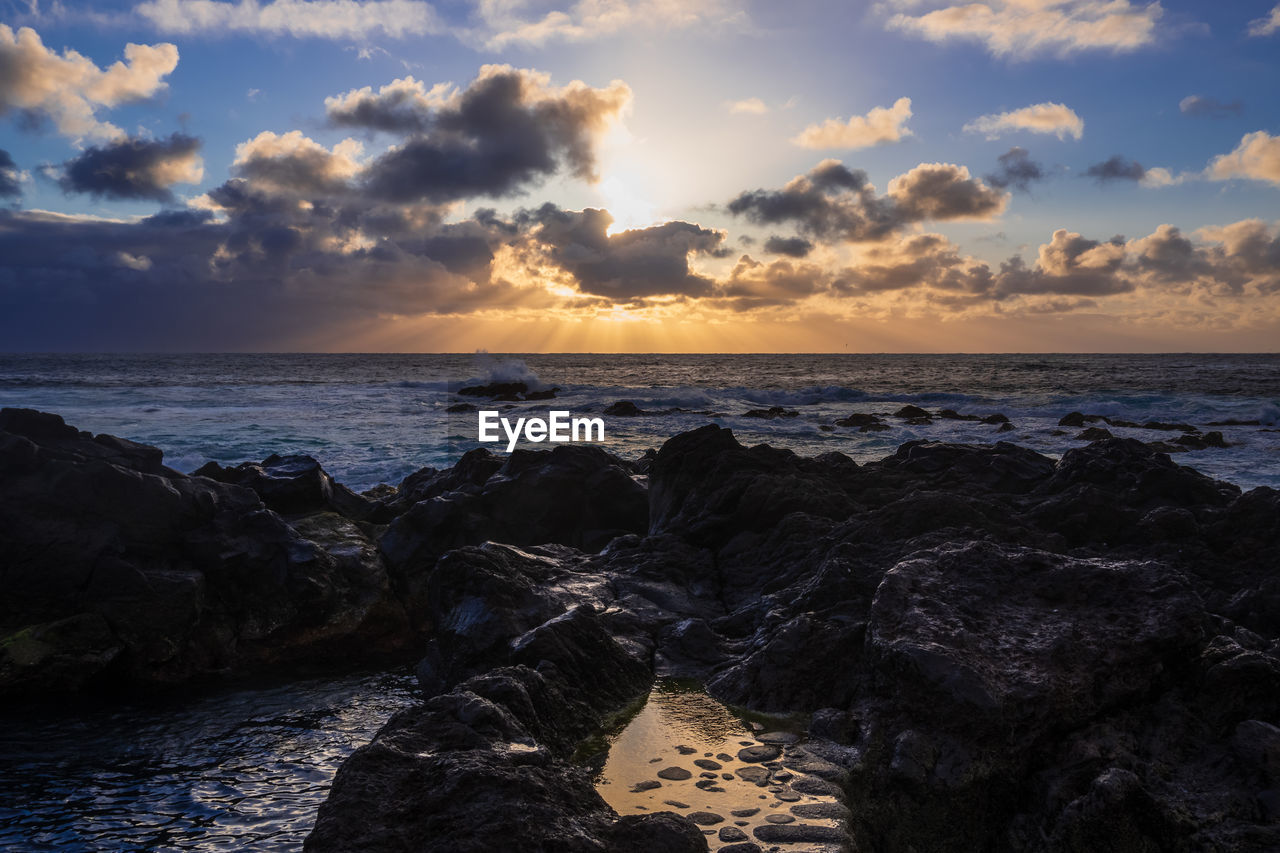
[589, 680, 853, 852]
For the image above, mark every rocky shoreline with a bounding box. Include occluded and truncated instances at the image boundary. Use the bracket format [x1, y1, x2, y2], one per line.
[3, 407, 1279, 851]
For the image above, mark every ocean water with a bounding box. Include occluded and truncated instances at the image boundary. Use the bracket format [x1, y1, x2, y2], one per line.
[2, 352, 1278, 489]
[0, 669, 418, 851]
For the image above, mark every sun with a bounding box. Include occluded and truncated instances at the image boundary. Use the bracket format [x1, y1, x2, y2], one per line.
[595, 173, 659, 234]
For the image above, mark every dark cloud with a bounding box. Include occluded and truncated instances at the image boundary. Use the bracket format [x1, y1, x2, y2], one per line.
[717, 256, 828, 311]
[344, 67, 630, 204]
[995, 230, 1132, 296]
[1084, 155, 1145, 183]
[326, 77, 435, 133]
[763, 235, 813, 258]
[0, 148, 19, 198]
[727, 159, 1005, 244]
[526, 205, 724, 300]
[1179, 95, 1243, 117]
[833, 234, 993, 296]
[56, 134, 202, 202]
[985, 147, 1045, 193]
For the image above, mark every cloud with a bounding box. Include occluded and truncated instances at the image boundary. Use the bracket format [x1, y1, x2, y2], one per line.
[55, 133, 203, 201]
[835, 232, 993, 296]
[1179, 94, 1242, 117]
[885, 0, 1164, 59]
[1084, 155, 1145, 183]
[726, 97, 768, 115]
[474, 0, 740, 50]
[963, 102, 1084, 140]
[717, 255, 829, 310]
[727, 159, 1006, 244]
[524, 205, 725, 300]
[326, 76, 453, 132]
[763, 235, 814, 258]
[1207, 131, 1280, 186]
[1248, 4, 1280, 37]
[135, 0, 442, 39]
[996, 229, 1131, 296]
[791, 97, 913, 150]
[0, 24, 178, 140]
[230, 130, 365, 195]
[349, 66, 631, 203]
[0, 149, 20, 198]
[984, 146, 1045, 192]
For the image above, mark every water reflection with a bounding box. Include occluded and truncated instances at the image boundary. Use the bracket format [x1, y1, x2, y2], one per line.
[0, 670, 417, 851]
[591, 680, 852, 852]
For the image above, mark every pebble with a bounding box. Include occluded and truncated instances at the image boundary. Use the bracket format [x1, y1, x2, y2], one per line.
[716, 753, 735, 762]
[719, 826, 749, 842]
[663, 800, 689, 809]
[688, 811, 724, 826]
[657, 766, 691, 781]
[721, 773, 734, 780]
[730, 808, 760, 817]
[630, 780, 661, 792]
[735, 766, 769, 783]
[774, 788, 801, 802]
[719, 844, 764, 853]
[753, 824, 847, 844]
[675, 745, 697, 755]
[757, 732, 800, 745]
[737, 745, 782, 763]
[765, 814, 795, 824]
[790, 802, 852, 821]
[700, 772, 719, 779]
[694, 759, 723, 771]
[648, 757, 661, 763]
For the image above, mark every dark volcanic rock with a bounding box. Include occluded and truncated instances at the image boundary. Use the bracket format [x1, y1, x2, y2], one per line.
[194, 453, 380, 521]
[894, 405, 931, 419]
[10, 407, 1280, 852]
[742, 406, 799, 419]
[835, 412, 885, 429]
[0, 409, 412, 694]
[604, 400, 645, 416]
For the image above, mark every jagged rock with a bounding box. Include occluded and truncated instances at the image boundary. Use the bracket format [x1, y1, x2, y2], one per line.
[894, 405, 930, 419]
[743, 406, 799, 419]
[0, 409, 412, 695]
[604, 401, 644, 416]
[835, 412, 883, 428]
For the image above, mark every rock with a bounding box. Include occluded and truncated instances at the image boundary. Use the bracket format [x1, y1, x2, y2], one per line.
[1059, 412, 1087, 427]
[753, 823, 848, 844]
[981, 413, 1009, 424]
[445, 402, 477, 413]
[688, 811, 723, 825]
[631, 779, 661, 792]
[764, 814, 794, 824]
[757, 732, 800, 745]
[458, 379, 527, 397]
[743, 406, 799, 419]
[997, 422, 1015, 433]
[1075, 426, 1114, 441]
[737, 745, 782, 763]
[719, 825, 748, 842]
[604, 401, 645, 417]
[194, 453, 379, 521]
[657, 766, 692, 781]
[693, 758, 723, 770]
[893, 405, 930, 419]
[938, 409, 979, 421]
[835, 413, 883, 428]
[0, 409, 413, 695]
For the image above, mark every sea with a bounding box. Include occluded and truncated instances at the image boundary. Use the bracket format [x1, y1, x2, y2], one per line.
[2, 352, 1279, 850]
[1, 352, 1278, 489]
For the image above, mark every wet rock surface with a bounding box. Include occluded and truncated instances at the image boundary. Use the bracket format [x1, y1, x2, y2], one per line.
[7, 410, 1280, 851]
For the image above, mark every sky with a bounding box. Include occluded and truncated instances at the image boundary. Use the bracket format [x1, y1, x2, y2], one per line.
[0, 0, 1278, 352]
